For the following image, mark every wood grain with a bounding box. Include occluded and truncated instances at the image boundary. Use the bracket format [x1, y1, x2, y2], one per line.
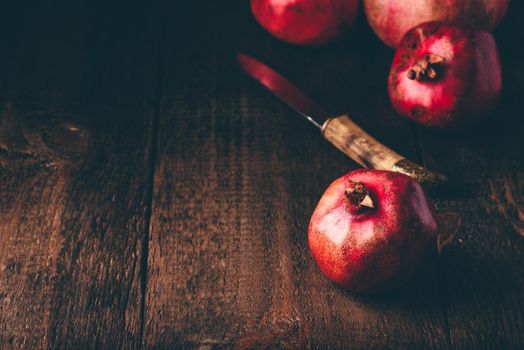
[0, 2, 161, 348]
[143, 2, 449, 348]
[0, 0, 522, 348]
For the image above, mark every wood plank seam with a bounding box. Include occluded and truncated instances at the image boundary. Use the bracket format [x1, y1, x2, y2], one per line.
[139, 0, 169, 348]
[412, 123, 454, 350]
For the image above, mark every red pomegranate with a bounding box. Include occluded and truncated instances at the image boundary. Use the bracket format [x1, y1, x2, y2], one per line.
[364, 0, 511, 47]
[250, 0, 359, 46]
[388, 21, 502, 130]
[308, 170, 438, 293]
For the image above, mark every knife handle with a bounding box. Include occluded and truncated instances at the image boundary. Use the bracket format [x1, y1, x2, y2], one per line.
[321, 115, 446, 191]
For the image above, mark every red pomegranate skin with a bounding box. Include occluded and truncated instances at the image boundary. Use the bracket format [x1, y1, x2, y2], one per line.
[388, 21, 502, 130]
[308, 170, 437, 293]
[364, 0, 510, 47]
[250, 0, 359, 46]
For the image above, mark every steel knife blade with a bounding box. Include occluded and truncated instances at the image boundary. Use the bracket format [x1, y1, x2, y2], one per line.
[237, 52, 447, 191]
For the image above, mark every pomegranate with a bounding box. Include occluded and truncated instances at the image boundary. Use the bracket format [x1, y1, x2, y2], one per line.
[308, 170, 437, 293]
[250, 0, 359, 46]
[388, 21, 502, 130]
[364, 0, 511, 47]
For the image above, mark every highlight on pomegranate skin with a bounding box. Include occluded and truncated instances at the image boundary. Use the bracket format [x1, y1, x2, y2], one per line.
[388, 21, 502, 130]
[308, 170, 438, 294]
[250, 0, 359, 46]
[364, 0, 511, 48]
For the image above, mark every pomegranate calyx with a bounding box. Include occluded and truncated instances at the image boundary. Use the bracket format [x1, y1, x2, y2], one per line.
[407, 54, 445, 81]
[345, 182, 375, 213]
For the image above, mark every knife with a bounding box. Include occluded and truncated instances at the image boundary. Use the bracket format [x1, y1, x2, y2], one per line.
[237, 52, 447, 191]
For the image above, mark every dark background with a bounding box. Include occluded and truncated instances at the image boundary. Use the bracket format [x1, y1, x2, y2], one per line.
[0, 1, 522, 348]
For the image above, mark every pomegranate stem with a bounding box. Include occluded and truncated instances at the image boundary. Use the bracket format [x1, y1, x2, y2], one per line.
[407, 54, 445, 81]
[345, 182, 375, 212]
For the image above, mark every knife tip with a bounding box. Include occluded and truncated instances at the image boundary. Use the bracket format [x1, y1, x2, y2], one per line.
[236, 52, 249, 64]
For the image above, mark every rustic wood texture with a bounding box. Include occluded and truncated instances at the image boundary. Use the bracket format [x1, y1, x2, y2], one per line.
[0, 0, 523, 349]
[0, 2, 161, 348]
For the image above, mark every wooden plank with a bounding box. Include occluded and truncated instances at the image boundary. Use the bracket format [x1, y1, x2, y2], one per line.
[0, 2, 162, 348]
[417, 2, 524, 348]
[144, 2, 450, 348]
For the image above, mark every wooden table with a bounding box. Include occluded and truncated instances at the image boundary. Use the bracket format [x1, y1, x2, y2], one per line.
[1, 1, 522, 349]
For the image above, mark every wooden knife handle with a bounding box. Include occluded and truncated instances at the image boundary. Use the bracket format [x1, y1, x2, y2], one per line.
[321, 115, 446, 191]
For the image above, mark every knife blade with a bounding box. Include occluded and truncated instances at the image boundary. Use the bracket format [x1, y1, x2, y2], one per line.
[237, 52, 447, 191]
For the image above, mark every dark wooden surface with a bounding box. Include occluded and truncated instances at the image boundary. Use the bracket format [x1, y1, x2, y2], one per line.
[0, 1, 522, 349]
